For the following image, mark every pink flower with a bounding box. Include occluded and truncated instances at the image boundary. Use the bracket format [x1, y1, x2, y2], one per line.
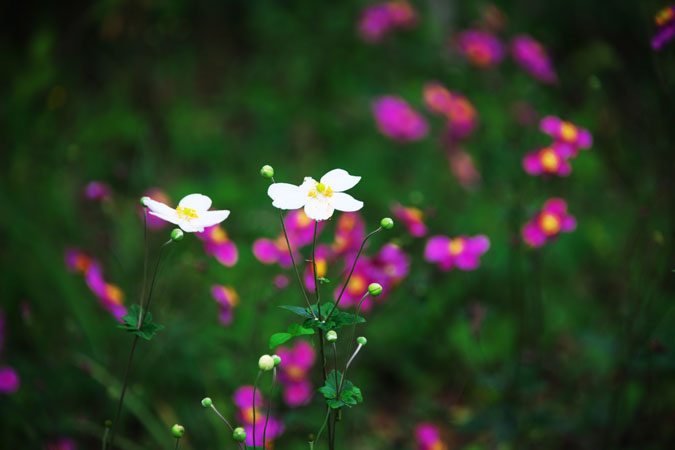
[243, 418, 284, 448]
[539, 116, 592, 150]
[277, 340, 316, 407]
[511, 35, 557, 83]
[84, 181, 111, 201]
[197, 225, 238, 267]
[233, 385, 284, 447]
[456, 29, 505, 68]
[332, 212, 366, 256]
[652, 5, 675, 50]
[304, 245, 333, 291]
[415, 423, 447, 450]
[372, 96, 428, 142]
[425, 235, 490, 271]
[210, 285, 239, 325]
[393, 205, 427, 237]
[0, 366, 19, 394]
[335, 257, 376, 311]
[447, 148, 481, 190]
[423, 83, 478, 140]
[522, 143, 575, 177]
[423, 82, 453, 115]
[522, 198, 576, 247]
[233, 385, 264, 411]
[386, 1, 418, 28]
[358, 2, 418, 43]
[44, 438, 76, 450]
[141, 188, 172, 229]
[253, 210, 322, 268]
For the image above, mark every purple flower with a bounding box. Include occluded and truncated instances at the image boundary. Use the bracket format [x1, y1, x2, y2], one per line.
[511, 35, 557, 83]
[415, 422, 446, 449]
[540, 116, 592, 150]
[44, 439, 76, 450]
[304, 244, 332, 291]
[197, 225, 238, 267]
[653, 5, 675, 50]
[393, 205, 427, 237]
[277, 340, 316, 407]
[425, 235, 490, 271]
[253, 210, 322, 268]
[522, 198, 576, 247]
[522, 143, 575, 177]
[358, 2, 418, 43]
[210, 285, 239, 325]
[84, 181, 111, 201]
[372, 96, 428, 142]
[0, 366, 19, 394]
[332, 212, 366, 256]
[456, 29, 505, 68]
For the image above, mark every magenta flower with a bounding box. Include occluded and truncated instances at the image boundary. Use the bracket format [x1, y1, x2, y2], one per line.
[0, 366, 19, 394]
[447, 148, 481, 190]
[243, 418, 283, 448]
[540, 116, 593, 150]
[425, 235, 490, 271]
[372, 243, 410, 286]
[304, 244, 332, 291]
[358, 2, 417, 43]
[84, 181, 111, 201]
[334, 257, 376, 311]
[274, 274, 290, 289]
[445, 92, 478, 140]
[44, 439, 76, 450]
[140, 188, 172, 229]
[253, 210, 321, 267]
[372, 96, 428, 142]
[233, 385, 284, 447]
[456, 29, 505, 68]
[423, 82, 453, 115]
[197, 225, 238, 267]
[522, 198, 576, 247]
[210, 285, 239, 325]
[386, 1, 418, 28]
[393, 205, 427, 237]
[233, 385, 264, 412]
[277, 340, 316, 407]
[332, 212, 366, 256]
[415, 423, 447, 450]
[511, 35, 557, 83]
[522, 143, 575, 177]
[653, 5, 675, 50]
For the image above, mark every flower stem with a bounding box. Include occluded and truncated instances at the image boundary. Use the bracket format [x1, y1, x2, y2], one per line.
[337, 292, 369, 398]
[262, 367, 277, 449]
[252, 370, 262, 448]
[140, 239, 173, 327]
[137, 208, 149, 326]
[314, 407, 331, 444]
[325, 227, 382, 321]
[331, 342, 340, 448]
[312, 221, 321, 311]
[209, 404, 245, 450]
[174, 438, 180, 450]
[107, 335, 139, 448]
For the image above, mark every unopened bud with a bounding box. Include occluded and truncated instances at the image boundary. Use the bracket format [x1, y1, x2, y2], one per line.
[201, 397, 213, 407]
[326, 330, 338, 342]
[260, 165, 275, 179]
[356, 336, 368, 346]
[104, 420, 112, 428]
[170, 228, 184, 241]
[258, 354, 275, 371]
[380, 217, 394, 229]
[272, 354, 282, 366]
[171, 424, 185, 438]
[368, 283, 383, 296]
[140, 196, 151, 207]
[233, 427, 247, 442]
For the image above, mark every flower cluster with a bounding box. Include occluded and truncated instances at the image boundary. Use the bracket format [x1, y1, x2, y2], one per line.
[197, 225, 238, 267]
[233, 385, 284, 448]
[392, 204, 427, 237]
[65, 248, 127, 320]
[423, 82, 479, 141]
[210, 285, 239, 325]
[415, 423, 447, 450]
[84, 181, 111, 202]
[652, 4, 675, 50]
[522, 198, 576, 247]
[358, 1, 418, 43]
[455, 29, 505, 68]
[425, 235, 490, 271]
[372, 96, 429, 142]
[511, 34, 557, 83]
[254, 210, 321, 268]
[276, 340, 316, 407]
[0, 310, 19, 395]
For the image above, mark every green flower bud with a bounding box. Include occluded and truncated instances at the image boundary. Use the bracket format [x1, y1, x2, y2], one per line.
[258, 354, 275, 371]
[368, 283, 383, 296]
[380, 217, 394, 230]
[272, 354, 282, 366]
[233, 427, 247, 442]
[260, 165, 275, 179]
[357, 336, 368, 346]
[326, 330, 338, 342]
[140, 196, 151, 207]
[170, 228, 184, 241]
[171, 424, 185, 438]
[201, 397, 213, 408]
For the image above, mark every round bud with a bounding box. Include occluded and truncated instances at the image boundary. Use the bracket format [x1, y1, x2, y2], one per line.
[326, 330, 338, 342]
[357, 336, 368, 346]
[260, 165, 275, 179]
[140, 196, 151, 207]
[171, 424, 185, 438]
[201, 397, 213, 408]
[170, 228, 184, 241]
[272, 354, 282, 366]
[368, 283, 383, 297]
[104, 420, 112, 428]
[233, 427, 247, 442]
[380, 217, 394, 230]
[258, 354, 275, 371]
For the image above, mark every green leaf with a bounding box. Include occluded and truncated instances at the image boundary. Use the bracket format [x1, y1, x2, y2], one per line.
[269, 332, 293, 349]
[288, 323, 315, 336]
[318, 277, 331, 284]
[117, 305, 165, 341]
[269, 322, 315, 349]
[318, 370, 363, 409]
[279, 305, 312, 318]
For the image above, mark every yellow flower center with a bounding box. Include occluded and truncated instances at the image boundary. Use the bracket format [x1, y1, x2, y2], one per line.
[211, 226, 228, 243]
[286, 365, 305, 382]
[176, 206, 199, 220]
[315, 259, 327, 278]
[308, 182, 333, 199]
[408, 207, 423, 221]
[297, 210, 311, 226]
[540, 148, 560, 172]
[448, 238, 464, 256]
[347, 274, 366, 295]
[560, 122, 578, 142]
[539, 213, 561, 235]
[105, 284, 124, 305]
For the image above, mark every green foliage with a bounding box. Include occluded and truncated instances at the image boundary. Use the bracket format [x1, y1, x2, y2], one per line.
[280, 302, 367, 331]
[318, 370, 363, 409]
[117, 305, 165, 341]
[269, 323, 315, 349]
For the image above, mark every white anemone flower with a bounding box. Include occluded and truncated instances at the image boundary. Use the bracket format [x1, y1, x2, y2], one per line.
[267, 169, 364, 221]
[142, 193, 230, 233]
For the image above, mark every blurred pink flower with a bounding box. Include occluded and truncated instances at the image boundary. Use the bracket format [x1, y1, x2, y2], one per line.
[447, 148, 481, 190]
[277, 340, 316, 407]
[652, 5, 675, 50]
[425, 235, 490, 271]
[423, 83, 478, 140]
[332, 212, 366, 256]
[522, 143, 575, 177]
[0, 366, 19, 394]
[456, 29, 505, 68]
[358, 2, 418, 43]
[511, 35, 557, 83]
[393, 205, 427, 237]
[233, 385, 284, 448]
[253, 210, 322, 267]
[210, 285, 239, 325]
[372, 96, 428, 142]
[415, 422, 447, 450]
[44, 438, 76, 450]
[84, 181, 111, 201]
[540, 116, 592, 150]
[304, 244, 333, 291]
[522, 198, 576, 247]
[197, 225, 238, 267]
[140, 188, 172, 229]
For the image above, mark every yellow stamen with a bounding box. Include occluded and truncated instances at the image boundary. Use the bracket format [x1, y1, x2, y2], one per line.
[560, 122, 578, 142]
[211, 226, 228, 243]
[347, 274, 366, 295]
[539, 213, 561, 235]
[176, 206, 199, 220]
[540, 148, 560, 172]
[448, 238, 464, 256]
[316, 259, 327, 278]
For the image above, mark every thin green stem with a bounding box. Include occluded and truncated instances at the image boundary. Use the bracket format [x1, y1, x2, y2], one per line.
[252, 370, 262, 449]
[326, 227, 382, 321]
[312, 221, 321, 311]
[140, 239, 172, 326]
[337, 292, 369, 398]
[209, 405, 245, 450]
[262, 368, 277, 449]
[107, 335, 139, 448]
[314, 407, 331, 443]
[317, 330, 332, 447]
[174, 438, 180, 450]
[137, 208, 149, 325]
[331, 342, 340, 449]
[102, 425, 110, 450]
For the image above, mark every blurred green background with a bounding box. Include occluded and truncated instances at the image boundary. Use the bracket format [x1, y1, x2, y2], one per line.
[1, 0, 674, 448]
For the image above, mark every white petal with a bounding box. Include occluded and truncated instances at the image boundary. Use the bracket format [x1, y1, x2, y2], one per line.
[148, 210, 180, 225]
[320, 169, 361, 192]
[144, 197, 177, 217]
[195, 210, 230, 228]
[304, 197, 334, 221]
[267, 183, 307, 209]
[178, 220, 206, 233]
[178, 193, 212, 211]
[330, 193, 363, 212]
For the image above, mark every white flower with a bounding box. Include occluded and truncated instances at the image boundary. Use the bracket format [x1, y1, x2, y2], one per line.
[143, 193, 230, 232]
[267, 169, 364, 221]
